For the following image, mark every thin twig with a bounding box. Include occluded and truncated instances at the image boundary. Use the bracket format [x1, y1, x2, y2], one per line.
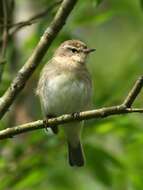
[0, 0, 9, 83]
[0, 0, 61, 49]
[0, 106, 143, 140]
[123, 76, 143, 108]
[0, 0, 78, 119]
[1, 0, 8, 57]
[0, 0, 62, 35]
[10, 0, 62, 35]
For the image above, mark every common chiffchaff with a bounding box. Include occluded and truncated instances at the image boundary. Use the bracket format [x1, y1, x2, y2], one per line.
[36, 40, 95, 166]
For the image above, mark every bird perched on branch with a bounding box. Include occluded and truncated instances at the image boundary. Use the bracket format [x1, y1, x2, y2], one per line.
[36, 39, 95, 167]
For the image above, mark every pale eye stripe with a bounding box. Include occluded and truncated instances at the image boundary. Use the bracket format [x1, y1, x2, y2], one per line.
[63, 45, 79, 51]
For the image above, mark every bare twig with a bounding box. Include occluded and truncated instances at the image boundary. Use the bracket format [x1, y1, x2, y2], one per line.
[0, 0, 61, 27]
[1, 0, 8, 57]
[0, 0, 78, 119]
[0, 0, 9, 82]
[0, 1, 61, 47]
[0, 76, 143, 140]
[10, 0, 62, 35]
[123, 76, 143, 107]
[0, 106, 143, 140]
[0, 0, 62, 38]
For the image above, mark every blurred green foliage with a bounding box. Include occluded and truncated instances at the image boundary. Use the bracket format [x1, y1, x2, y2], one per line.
[1, 0, 143, 189]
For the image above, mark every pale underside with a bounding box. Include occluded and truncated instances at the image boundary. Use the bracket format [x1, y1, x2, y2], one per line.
[37, 59, 92, 116]
[36, 59, 92, 146]
[42, 74, 90, 115]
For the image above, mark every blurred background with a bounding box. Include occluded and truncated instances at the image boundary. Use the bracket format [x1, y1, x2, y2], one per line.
[0, 0, 143, 189]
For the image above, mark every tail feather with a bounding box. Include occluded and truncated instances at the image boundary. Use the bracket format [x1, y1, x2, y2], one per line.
[68, 142, 84, 167]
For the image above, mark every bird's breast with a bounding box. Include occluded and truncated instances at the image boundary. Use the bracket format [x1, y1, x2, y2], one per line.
[42, 73, 91, 115]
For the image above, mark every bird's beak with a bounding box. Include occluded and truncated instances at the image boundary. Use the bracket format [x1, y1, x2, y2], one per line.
[83, 48, 96, 54]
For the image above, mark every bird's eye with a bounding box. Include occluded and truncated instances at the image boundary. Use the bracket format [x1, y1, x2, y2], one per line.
[68, 47, 78, 53]
[71, 48, 78, 53]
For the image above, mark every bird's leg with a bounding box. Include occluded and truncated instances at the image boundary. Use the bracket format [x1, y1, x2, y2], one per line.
[44, 114, 59, 134]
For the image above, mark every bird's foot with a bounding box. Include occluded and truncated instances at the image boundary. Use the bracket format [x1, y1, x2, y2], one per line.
[44, 114, 59, 134]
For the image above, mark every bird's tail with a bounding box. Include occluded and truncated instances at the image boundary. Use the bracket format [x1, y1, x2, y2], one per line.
[64, 122, 84, 167]
[68, 141, 84, 167]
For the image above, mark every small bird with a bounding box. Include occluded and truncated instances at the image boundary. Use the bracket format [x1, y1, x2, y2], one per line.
[36, 39, 95, 167]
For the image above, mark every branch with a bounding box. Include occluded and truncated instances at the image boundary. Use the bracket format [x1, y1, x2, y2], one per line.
[0, 0, 9, 83]
[9, 0, 62, 35]
[0, 0, 62, 42]
[123, 76, 143, 107]
[0, 106, 143, 140]
[0, 0, 78, 119]
[1, 0, 8, 57]
[0, 76, 143, 140]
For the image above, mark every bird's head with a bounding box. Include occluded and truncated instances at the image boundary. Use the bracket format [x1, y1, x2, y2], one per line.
[53, 40, 95, 66]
